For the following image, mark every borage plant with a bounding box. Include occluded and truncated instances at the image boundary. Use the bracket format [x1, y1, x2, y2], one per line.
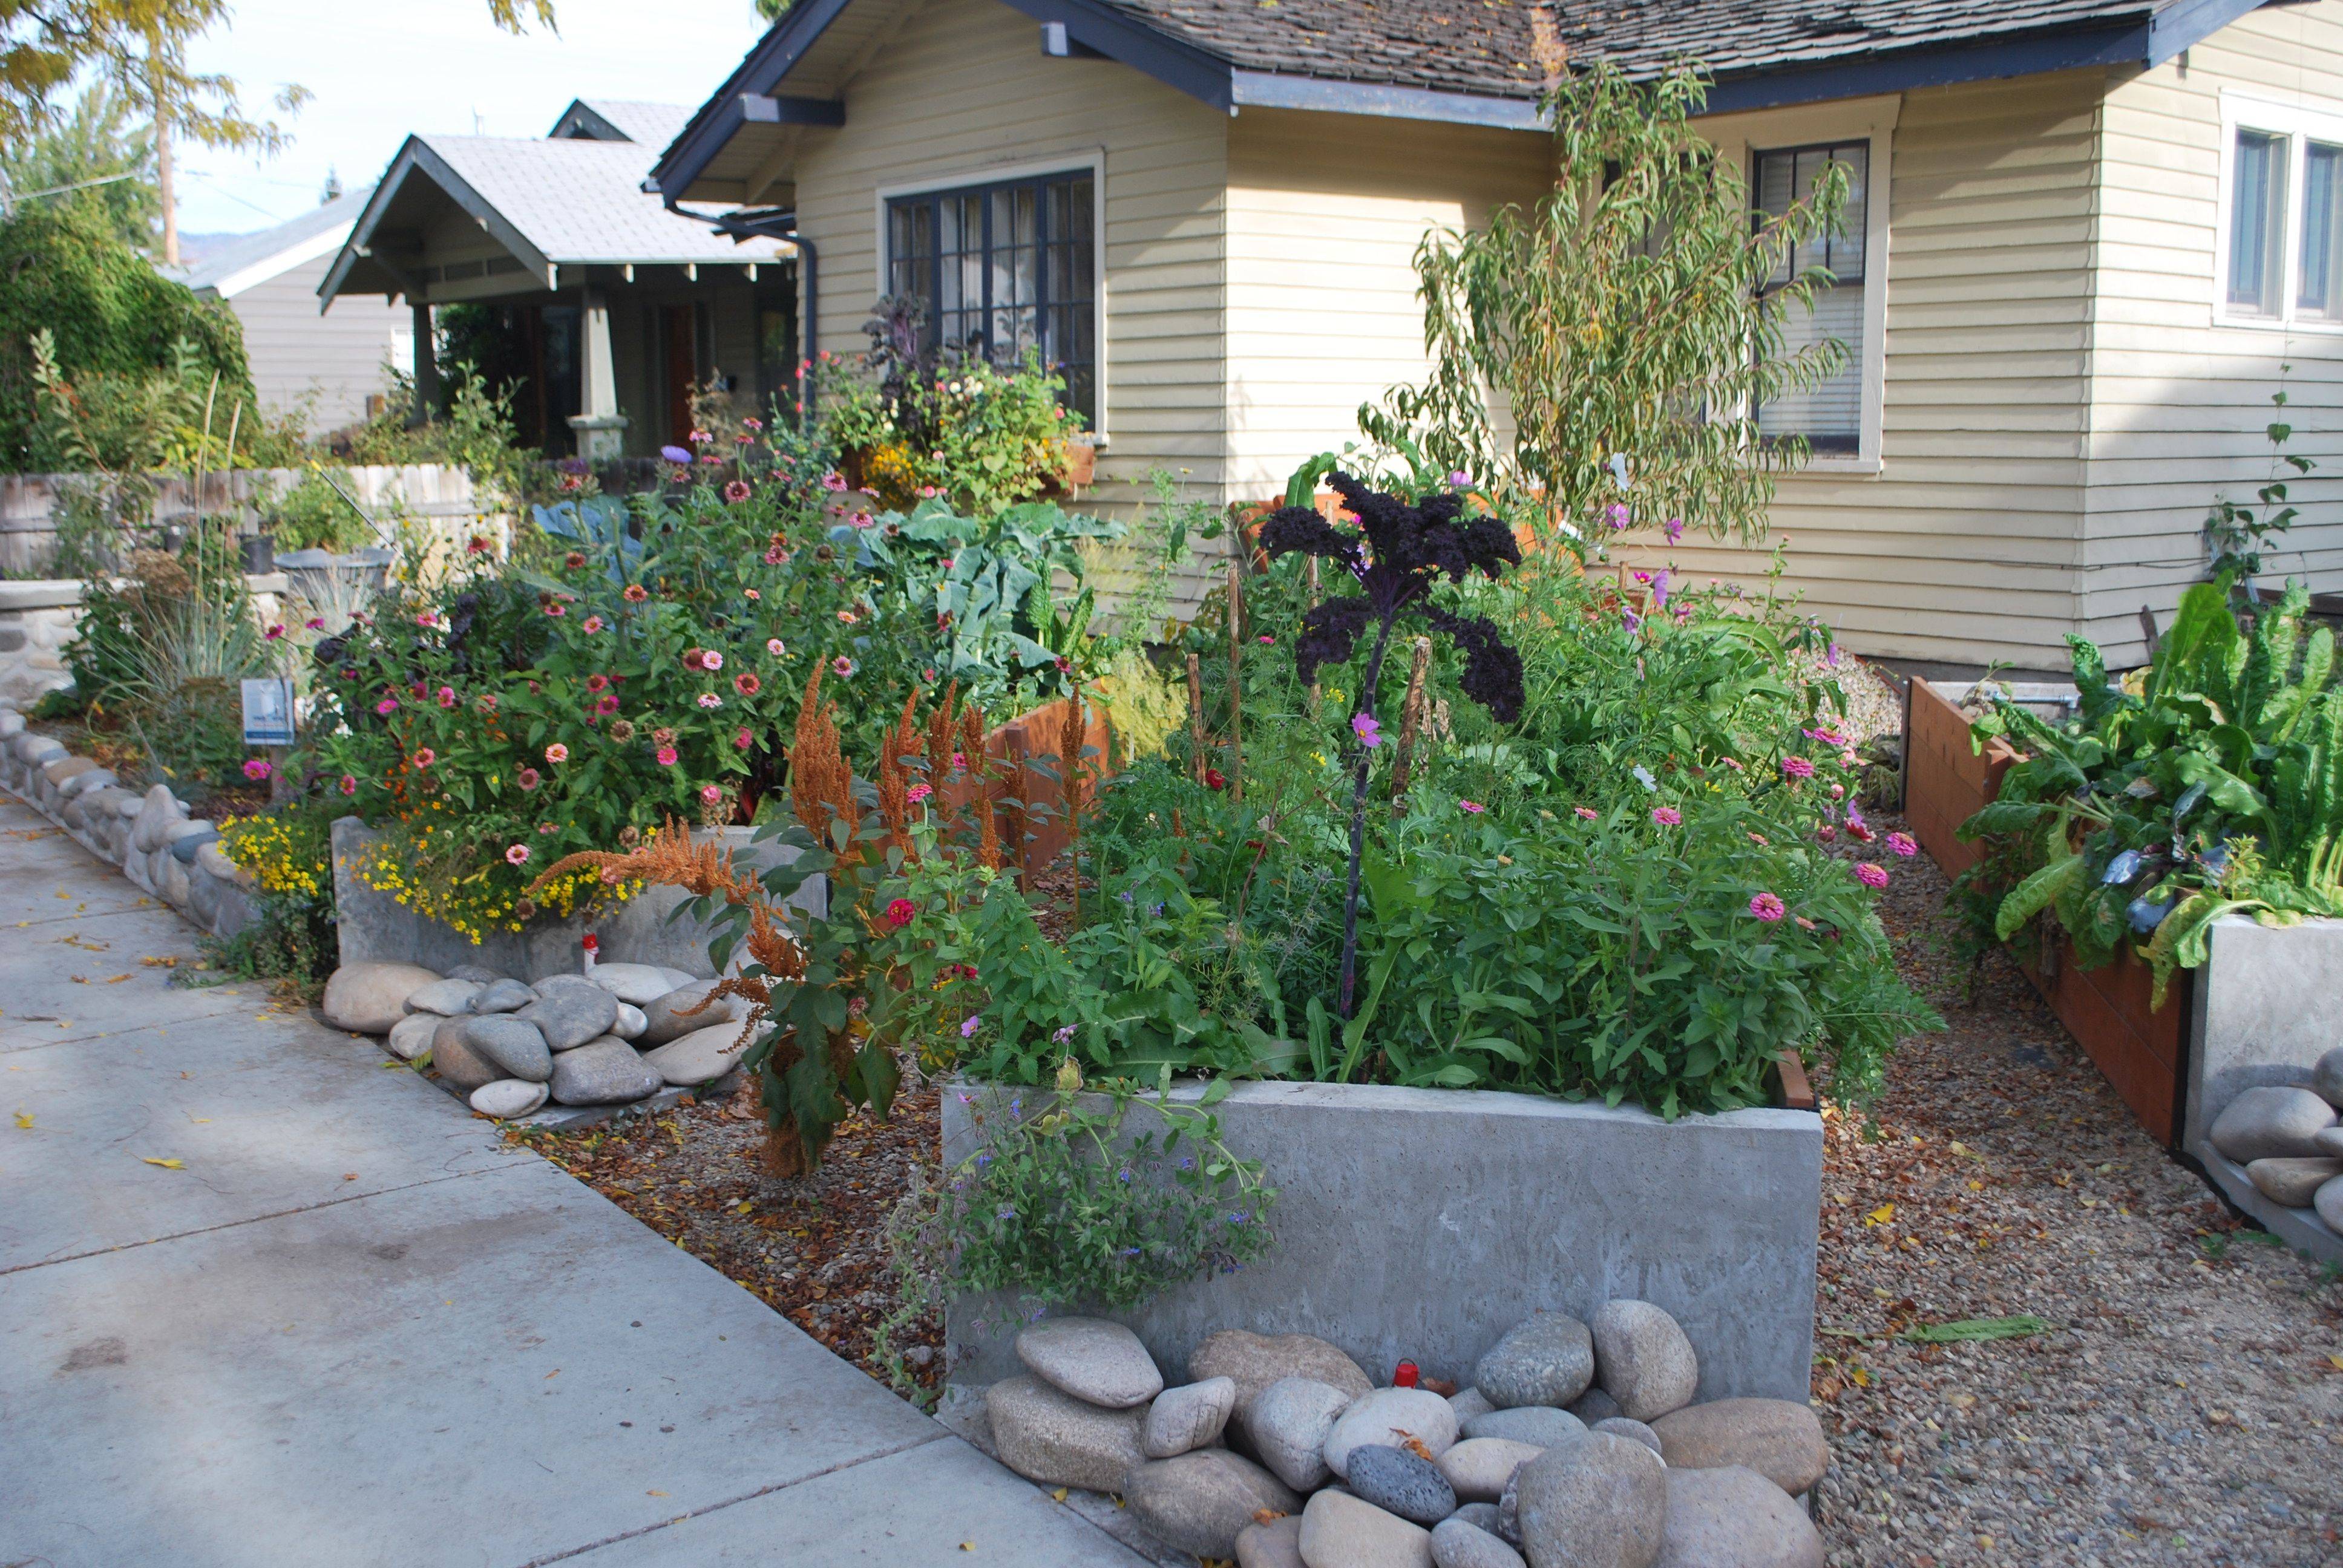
[1257, 471, 1525, 1015]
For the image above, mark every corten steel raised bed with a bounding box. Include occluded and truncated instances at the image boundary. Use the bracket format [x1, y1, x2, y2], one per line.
[1904, 678, 2191, 1146]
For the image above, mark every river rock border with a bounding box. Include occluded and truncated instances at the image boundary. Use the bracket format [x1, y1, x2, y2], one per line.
[0, 706, 258, 941]
[951, 1305, 1827, 1568]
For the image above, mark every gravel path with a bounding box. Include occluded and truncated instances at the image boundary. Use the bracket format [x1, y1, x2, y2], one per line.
[1814, 823, 2343, 1567]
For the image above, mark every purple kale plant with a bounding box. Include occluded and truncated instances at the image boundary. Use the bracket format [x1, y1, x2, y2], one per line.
[1258, 471, 1525, 1020]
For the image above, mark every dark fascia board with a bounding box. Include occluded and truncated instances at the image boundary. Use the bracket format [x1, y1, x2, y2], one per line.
[740, 93, 848, 126]
[1230, 70, 1539, 129]
[317, 136, 556, 307]
[651, 0, 856, 199]
[549, 98, 629, 142]
[1699, 3, 2272, 116]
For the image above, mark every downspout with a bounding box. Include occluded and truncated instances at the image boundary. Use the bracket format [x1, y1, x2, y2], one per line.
[793, 231, 818, 430]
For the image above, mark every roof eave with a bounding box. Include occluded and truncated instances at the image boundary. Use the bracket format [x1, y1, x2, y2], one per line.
[320, 136, 559, 310]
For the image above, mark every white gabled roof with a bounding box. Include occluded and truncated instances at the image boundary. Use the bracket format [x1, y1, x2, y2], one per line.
[174, 186, 375, 299]
[410, 133, 782, 266]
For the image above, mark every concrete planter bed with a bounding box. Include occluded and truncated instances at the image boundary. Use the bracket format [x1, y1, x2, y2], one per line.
[943, 1080, 1829, 1563]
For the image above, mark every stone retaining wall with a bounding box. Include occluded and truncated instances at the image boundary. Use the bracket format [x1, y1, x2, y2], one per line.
[0, 707, 256, 941]
[944, 1079, 1824, 1405]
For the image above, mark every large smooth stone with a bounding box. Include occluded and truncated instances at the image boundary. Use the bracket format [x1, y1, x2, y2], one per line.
[548, 1037, 664, 1105]
[1513, 1432, 1666, 1568]
[41, 754, 98, 788]
[1299, 1489, 1432, 1568]
[471, 977, 538, 1015]
[516, 983, 620, 1052]
[1192, 1330, 1374, 1446]
[983, 1373, 1145, 1492]
[460, 1014, 552, 1082]
[2247, 1156, 2343, 1207]
[1593, 1419, 1663, 1457]
[1017, 1317, 1165, 1410]
[470, 1079, 550, 1119]
[1325, 1387, 1458, 1478]
[403, 978, 482, 1017]
[429, 1016, 502, 1094]
[641, 1022, 753, 1086]
[0, 708, 21, 738]
[611, 1001, 649, 1041]
[2314, 1046, 2343, 1109]
[322, 962, 443, 1033]
[129, 783, 185, 853]
[638, 978, 750, 1045]
[1237, 1515, 1306, 1568]
[1590, 1301, 1697, 1422]
[1449, 1387, 1495, 1425]
[588, 962, 687, 1005]
[2317, 1173, 2343, 1231]
[384, 1014, 439, 1062]
[1143, 1377, 1236, 1459]
[2317, 1126, 2343, 1158]
[1568, 1388, 1622, 1423]
[13, 731, 64, 763]
[1650, 1399, 1829, 1497]
[1252, 1376, 1355, 1491]
[446, 964, 508, 984]
[1349, 1442, 1458, 1525]
[1124, 1449, 1300, 1560]
[2209, 1086, 2339, 1163]
[1653, 1465, 1823, 1568]
[1439, 1438, 1546, 1503]
[1464, 1408, 1585, 1448]
[1476, 1313, 1594, 1411]
[1432, 1517, 1528, 1568]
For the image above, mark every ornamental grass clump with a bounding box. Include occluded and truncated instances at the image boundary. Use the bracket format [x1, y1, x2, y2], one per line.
[1256, 470, 1524, 1016]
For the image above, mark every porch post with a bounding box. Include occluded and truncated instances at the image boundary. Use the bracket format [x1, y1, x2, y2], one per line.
[409, 301, 439, 427]
[566, 289, 629, 460]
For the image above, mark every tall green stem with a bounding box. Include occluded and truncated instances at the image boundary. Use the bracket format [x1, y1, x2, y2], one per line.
[1338, 610, 1401, 1019]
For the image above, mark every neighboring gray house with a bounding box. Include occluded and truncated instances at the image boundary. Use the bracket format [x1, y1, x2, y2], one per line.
[320, 99, 796, 459]
[176, 186, 408, 433]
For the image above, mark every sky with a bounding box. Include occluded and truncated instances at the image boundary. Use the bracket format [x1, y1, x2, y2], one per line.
[176, 0, 770, 235]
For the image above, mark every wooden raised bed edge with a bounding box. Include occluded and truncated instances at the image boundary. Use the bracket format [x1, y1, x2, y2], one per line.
[1902, 678, 2191, 1147]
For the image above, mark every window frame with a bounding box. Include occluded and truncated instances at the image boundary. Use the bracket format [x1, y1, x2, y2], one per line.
[873, 151, 1109, 438]
[1699, 95, 1897, 475]
[2215, 91, 2343, 335]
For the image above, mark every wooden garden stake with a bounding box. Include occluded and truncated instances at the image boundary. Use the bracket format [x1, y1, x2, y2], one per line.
[1186, 652, 1206, 784]
[1226, 561, 1244, 803]
[1391, 636, 1432, 799]
[1305, 557, 1322, 707]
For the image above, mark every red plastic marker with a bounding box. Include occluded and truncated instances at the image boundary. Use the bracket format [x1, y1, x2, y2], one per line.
[1392, 1361, 1420, 1388]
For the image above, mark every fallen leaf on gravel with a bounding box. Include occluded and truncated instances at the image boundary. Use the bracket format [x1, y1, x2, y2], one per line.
[1050, 1487, 1068, 1502]
[14, 1111, 31, 1129]
[1864, 1203, 1895, 1226]
[140, 1157, 184, 1169]
[1900, 1315, 2049, 1344]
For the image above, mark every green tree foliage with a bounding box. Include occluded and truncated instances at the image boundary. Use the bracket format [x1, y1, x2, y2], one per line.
[0, 201, 248, 469]
[1362, 60, 1855, 549]
[0, 79, 157, 249]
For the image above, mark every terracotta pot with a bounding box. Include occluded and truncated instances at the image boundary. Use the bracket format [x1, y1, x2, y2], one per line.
[1058, 440, 1097, 491]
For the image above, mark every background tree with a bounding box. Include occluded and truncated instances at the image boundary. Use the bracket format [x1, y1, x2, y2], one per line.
[1362, 60, 1854, 549]
[0, 79, 158, 249]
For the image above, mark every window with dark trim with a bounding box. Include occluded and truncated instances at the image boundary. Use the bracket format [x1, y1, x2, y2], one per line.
[1752, 140, 1869, 455]
[886, 169, 1096, 423]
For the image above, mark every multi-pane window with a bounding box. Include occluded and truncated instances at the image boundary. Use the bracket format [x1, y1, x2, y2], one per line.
[886, 171, 1096, 422]
[1752, 141, 1869, 454]
[2220, 105, 2343, 328]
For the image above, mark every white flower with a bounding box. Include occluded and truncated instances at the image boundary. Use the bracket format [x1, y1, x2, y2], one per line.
[1632, 765, 1657, 792]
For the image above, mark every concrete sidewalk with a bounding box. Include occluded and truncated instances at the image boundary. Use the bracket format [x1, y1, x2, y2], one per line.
[0, 792, 1146, 1567]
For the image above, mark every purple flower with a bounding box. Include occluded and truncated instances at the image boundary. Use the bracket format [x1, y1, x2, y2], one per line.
[1053, 1024, 1076, 1044]
[1352, 712, 1383, 749]
[960, 1015, 980, 1038]
[1826, 641, 1844, 670]
[1622, 609, 1642, 633]
[1649, 569, 1670, 609]
[1663, 516, 1685, 543]
[1446, 470, 1472, 488]
[996, 1204, 1017, 1220]
[1605, 503, 1630, 531]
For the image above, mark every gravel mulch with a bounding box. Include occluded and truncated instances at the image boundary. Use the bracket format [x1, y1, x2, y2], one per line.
[1814, 822, 2343, 1567]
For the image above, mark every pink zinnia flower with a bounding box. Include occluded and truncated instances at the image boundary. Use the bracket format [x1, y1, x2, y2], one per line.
[437, 685, 456, 708]
[1748, 832, 1769, 846]
[506, 844, 531, 866]
[744, 588, 761, 600]
[656, 746, 678, 766]
[415, 611, 437, 629]
[1816, 825, 1838, 842]
[734, 672, 761, 696]
[763, 546, 787, 565]
[1781, 756, 1815, 779]
[544, 602, 566, 617]
[907, 783, 932, 803]
[701, 649, 724, 671]
[1855, 861, 1889, 889]
[264, 624, 285, 640]
[832, 656, 855, 677]
[724, 480, 752, 503]
[412, 748, 435, 768]
[243, 757, 273, 781]
[886, 898, 917, 928]
[682, 648, 706, 671]
[767, 638, 786, 656]
[698, 693, 723, 709]
[1651, 806, 1682, 826]
[1458, 799, 1486, 814]
[587, 675, 609, 692]
[1886, 831, 1918, 858]
[304, 616, 325, 630]
[735, 728, 752, 750]
[1749, 892, 1786, 921]
[582, 615, 605, 633]
[822, 471, 848, 491]
[375, 696, 399, 716]
[339, 774, 358, 795]
[595, 694, 619, 714]
[1573, 806, 1598, 820]
[517, 767, 541, 791]
[545, 743, 569, 763]
[700, 783, 724, 805]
